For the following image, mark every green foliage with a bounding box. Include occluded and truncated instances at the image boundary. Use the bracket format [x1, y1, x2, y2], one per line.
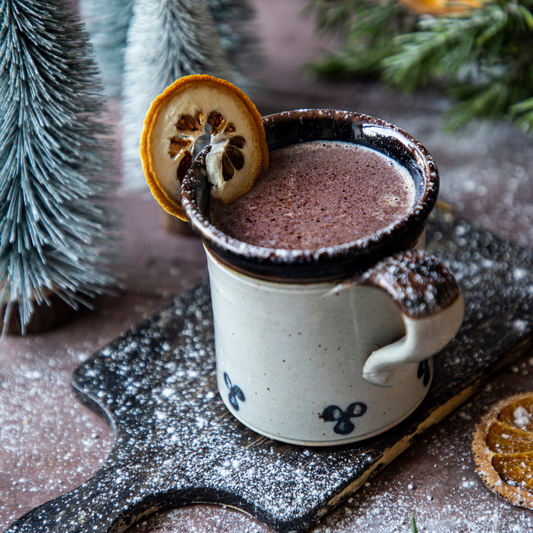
[307, 0, 417, 78]
[306, 0, 533, 133]
[305, 0, 367, 34]
[510, 97, 533, 132]
[411, 514, 418, 533]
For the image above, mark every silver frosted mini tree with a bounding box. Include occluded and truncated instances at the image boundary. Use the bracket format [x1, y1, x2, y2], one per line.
[79, 0, 136, 97]
[120, 0, 234, 192]
[0, 0, 118, 332]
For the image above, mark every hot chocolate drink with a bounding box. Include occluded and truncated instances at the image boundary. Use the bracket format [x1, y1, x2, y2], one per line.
[209, 140, 416, 250]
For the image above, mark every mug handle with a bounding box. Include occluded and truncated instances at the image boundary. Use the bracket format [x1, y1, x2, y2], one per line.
[352, 249, 464, 387]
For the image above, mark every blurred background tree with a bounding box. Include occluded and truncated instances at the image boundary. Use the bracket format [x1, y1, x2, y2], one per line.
[79, 0, 260, 193]
[79, 0, 135, 97]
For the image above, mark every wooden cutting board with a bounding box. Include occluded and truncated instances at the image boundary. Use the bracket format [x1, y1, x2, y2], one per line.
[7, 209, 533, 533]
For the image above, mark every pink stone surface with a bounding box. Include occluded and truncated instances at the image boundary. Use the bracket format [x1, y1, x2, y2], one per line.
[3, 1, 533, 532]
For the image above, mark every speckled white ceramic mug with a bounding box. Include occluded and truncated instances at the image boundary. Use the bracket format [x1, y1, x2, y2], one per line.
[181, 109, 464, 446]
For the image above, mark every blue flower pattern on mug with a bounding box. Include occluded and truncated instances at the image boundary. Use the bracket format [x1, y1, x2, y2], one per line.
[224, 372, 245, 411]
[417, 359, 431, 387]
[321, 402, 367, 435]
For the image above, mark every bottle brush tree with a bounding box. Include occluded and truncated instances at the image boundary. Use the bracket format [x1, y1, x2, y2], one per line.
[120, 0, 258, 192]
[79, 0, 136, 97]
[0, 0, 118, 333]
[79, 0, 259, 99]
[204, 0, 261, 87]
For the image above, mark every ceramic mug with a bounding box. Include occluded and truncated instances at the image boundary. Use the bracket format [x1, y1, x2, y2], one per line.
[181, 109, 464, 446]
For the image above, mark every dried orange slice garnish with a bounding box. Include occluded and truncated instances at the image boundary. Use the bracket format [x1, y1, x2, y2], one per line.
[472, 391, 533, 509]
[140, 75, 269, 221]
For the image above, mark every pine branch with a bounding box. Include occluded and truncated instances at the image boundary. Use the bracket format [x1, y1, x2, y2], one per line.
[444, 79, 512, 131]
[382, 7, 509, 91]
[306, 0, 417, 78]
[306, 0, 533, 133]
[382, 0, 533, 130]
[305, 0, 368, 34]
[0, 0, 118, 330]
[308, 42, 394, 79]
[346, 0, 413, 39]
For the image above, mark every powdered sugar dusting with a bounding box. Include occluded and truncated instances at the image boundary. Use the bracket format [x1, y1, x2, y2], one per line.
[6, 209, 533, 533]
[360, 249, 460, 318]
[513, 406, 531, 430]
[311, 369, 533, 533]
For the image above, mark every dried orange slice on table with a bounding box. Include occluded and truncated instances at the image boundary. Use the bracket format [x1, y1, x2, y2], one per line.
[472, 391, 533, 509]
[140, 75, 269, 221]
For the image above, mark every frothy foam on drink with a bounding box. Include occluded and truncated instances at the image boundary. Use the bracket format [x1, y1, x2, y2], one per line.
[209, 141, 416, 250]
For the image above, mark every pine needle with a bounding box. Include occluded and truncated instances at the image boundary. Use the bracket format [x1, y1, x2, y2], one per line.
[509, 97, 533, 132]
[411, 513, 418, 533]
[306, 0, 417, 79]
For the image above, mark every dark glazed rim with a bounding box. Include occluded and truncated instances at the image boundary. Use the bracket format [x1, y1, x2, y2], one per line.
[181, 109, 439, 281]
